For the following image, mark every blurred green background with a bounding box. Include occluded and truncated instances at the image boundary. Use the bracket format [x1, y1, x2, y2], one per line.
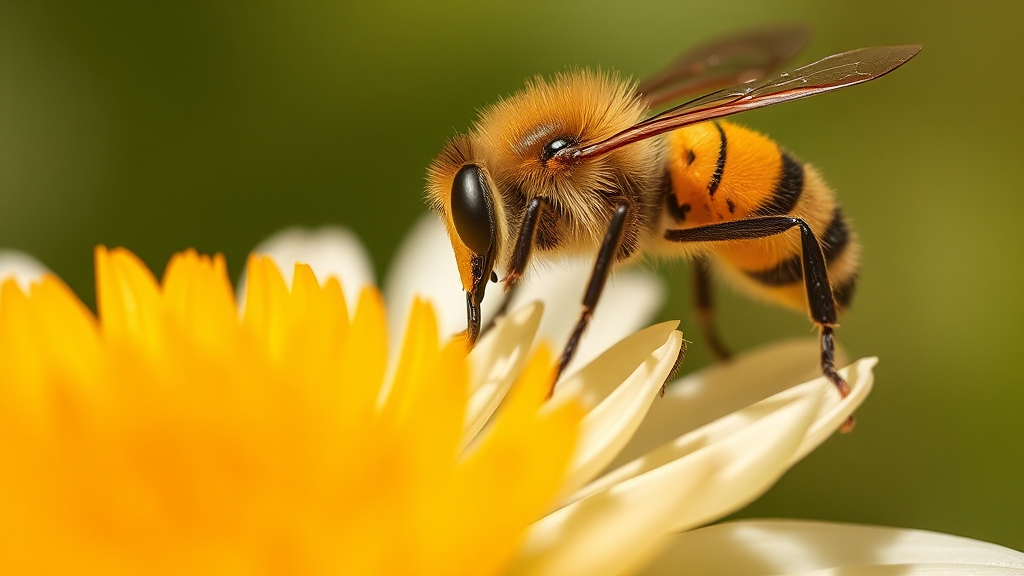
[2, 0, 1021, 550]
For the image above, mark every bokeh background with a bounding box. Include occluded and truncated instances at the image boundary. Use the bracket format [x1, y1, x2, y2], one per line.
[2, 0, 1022, 551]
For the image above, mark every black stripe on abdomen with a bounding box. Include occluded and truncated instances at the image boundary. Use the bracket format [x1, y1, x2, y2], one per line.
[706, 122, 727, 197]
[832, 271, 858, 308]
[744, 207, 850, 286]
[750, 150, 803, 217]
[661, 170, 692, 223]
[819, 207, 850, 261]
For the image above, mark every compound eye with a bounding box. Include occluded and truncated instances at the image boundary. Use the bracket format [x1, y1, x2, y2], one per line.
[540, 136, 579, 163]
[450, 164, 495, 256]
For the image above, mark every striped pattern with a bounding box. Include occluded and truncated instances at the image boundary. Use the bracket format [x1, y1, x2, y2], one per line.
[745, 207, 851, 286]
[706, 122, 727, 196]
[750, 151, 804, 216]
[661, 120, 861, 313]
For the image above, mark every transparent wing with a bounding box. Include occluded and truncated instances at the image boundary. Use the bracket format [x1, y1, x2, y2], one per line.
[639, 23, 812, 107]
[568, 45, 922, 162]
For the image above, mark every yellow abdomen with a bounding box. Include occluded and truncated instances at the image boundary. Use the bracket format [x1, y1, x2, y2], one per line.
[662, 120, 860, 312]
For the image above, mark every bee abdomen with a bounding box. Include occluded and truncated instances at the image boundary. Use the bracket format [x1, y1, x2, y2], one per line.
[749, 151, 804, 217]
[744, 206, 850, 285]
[739, 204, 861, 311]
[663, 121, 861, 312]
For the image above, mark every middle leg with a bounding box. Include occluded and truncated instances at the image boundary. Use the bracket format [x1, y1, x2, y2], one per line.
[693, 256, 732, 362]
[556, 204, 630, 382]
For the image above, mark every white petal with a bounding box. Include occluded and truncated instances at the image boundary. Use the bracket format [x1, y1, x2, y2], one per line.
[0, 249, 49, 291]
[580, 382, 826, 531]
[461, 302, 542, 450]
[509, 259, 665, 374]
[243, 226, 375, 308]
[549, 322, 682, 500]
[511, 386, 822, 576]
[637, 520, 1024, 576]
[577, 359, 872, 532]
[784, 567, 1024, 575]
[791, 357, 875, 464]
[612, 338, 844, 469]
[508, 440, 711, 576]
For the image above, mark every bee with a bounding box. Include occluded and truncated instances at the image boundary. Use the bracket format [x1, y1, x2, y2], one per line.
[426, 24, 920, 399]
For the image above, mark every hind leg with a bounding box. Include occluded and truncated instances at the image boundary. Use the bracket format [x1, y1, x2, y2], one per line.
[693, 256, 732, 362]
[667, 216, 849, 397]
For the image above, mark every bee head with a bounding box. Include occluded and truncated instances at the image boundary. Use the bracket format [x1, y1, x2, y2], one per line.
[470, 69, 659, 241]
[426, 136, 502, 345]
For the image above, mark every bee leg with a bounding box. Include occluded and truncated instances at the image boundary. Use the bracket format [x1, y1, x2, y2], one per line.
[479, 197, 548, 339]
[662, 339, 688, 397]
[666, 217, 851, 400]
[503, 196, 550, 291]
[479, 282, 519, 338]
[554, 204, 630, 391]
[693, 256, 732, 361]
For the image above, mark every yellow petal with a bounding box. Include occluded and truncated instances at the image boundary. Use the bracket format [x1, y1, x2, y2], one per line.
[1, 247, 583, 576]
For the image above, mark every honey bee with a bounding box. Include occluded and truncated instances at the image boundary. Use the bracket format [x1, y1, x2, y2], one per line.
[426, 24, 920, 398]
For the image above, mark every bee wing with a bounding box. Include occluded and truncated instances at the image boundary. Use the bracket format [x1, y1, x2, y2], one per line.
[570, 45, 922, 162]
[638, 23, 812, 107]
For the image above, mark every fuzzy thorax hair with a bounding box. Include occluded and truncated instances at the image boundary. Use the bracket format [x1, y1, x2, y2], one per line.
[427, 69, 664, 273]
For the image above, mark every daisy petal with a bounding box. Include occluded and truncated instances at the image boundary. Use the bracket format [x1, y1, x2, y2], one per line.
[612, 338, 845, 468]
[637, 520, 1024, 576]
[791, 357, 876, 463]
[509, 259, 666, 374]
[461, 302, 543, 449]
[245, 226, 375, 307]
[0, 250, 49, 291]
[579, 360, 872, 533]
[799, 567, 1024, 575]
[508, 443, 711, 576]
[550, 321, 682, 499]
[511, 386, 822, 576]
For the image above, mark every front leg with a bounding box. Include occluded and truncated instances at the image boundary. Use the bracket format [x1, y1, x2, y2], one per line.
[477, 197, 548, 340]
[503, 196, 550, 291]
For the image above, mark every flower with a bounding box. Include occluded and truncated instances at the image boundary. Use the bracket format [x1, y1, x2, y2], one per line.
[1, 247, 595, 575]
[252, 216, 1024, 574]
[1, 216, 1021, 575]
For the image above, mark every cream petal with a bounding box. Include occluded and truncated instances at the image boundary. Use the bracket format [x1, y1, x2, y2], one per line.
[636, 520, 1024, 576]
[548, 322, 682, 500]
[511, 387, 821, 576]
[611, 338, 847, 469]
[510, 259, 666, 375]
[577, 382, 826, 531]
[576, 360, 872, 532]
[782, 567, 1024, 575]
[507, 441, 712, 576]
[460, 302, 542, 450]
[242, 226, 375, 309]
[0, 249, 49, 290]
[790, 357, 875, 464]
